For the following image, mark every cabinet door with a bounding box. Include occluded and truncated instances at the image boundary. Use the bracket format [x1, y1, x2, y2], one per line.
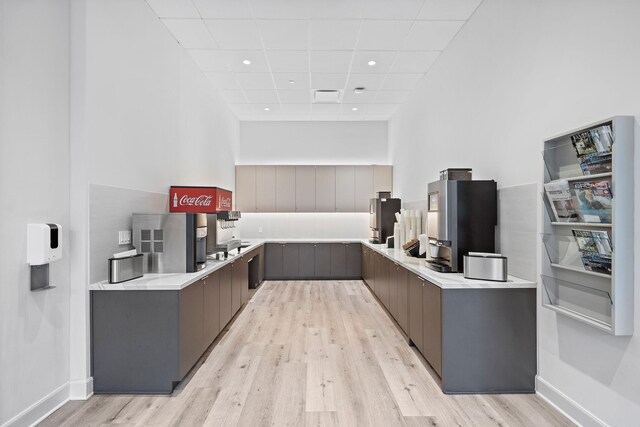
[373, 165, 393, 195]
[330, 243, 347, 277]
[408, 273, 423, 352]
[295, 166, 316, 212]
[231, 258, 244, 314]
[219, 264, 232, 328]
[179, 280, 204, 377]
[423, 280, 442, 377]
[298, 243, 315, 278]
[396, 266, 409, 334]
[315, 166, 336, 212]
[282, 243, 299, 278]
[389, 263, 398, 320]
[235, 166, 256, 212]
[203, 271, 220, 346]
[335, 166, 355, 212]
[265, 243, 283, 279]
[314, 243, 332, 278]
[380, 256, 390, 309]
[241, 255, 250, 304]
[361, 246, 369, 283]
[276, 166, 296, 212]
[256, 166, 276, 212]
[369, 250, 377, 294]
[354, 166, 374, 212]
[345, 243, 361, 278]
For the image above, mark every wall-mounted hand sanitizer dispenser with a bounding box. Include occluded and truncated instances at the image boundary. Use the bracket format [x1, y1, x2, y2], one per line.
[27, 223, 62, 290]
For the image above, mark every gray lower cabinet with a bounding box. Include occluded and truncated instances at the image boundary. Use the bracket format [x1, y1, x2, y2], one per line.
[298, 243, 315, 278]
[423, 280, 442, 377]
[219, 264, 232, 328]
[345, 243, 361, 278]
[388, 263, 399, 320]
[180, 280, 205, 378]
[330, 243, 347, 277]
[314, 244, 332, 278]
[396, 266, 409, 335]
[231, 258, 244, 314]
[408, 273, 424, 353]
[265, 243, 283, 278]
[264, 242, 361, 280]
[203, 271, 220, 346]
[282, 243, 299, 277]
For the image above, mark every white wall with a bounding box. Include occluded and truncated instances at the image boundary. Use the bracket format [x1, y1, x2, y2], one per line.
[0, 1, 71, 425]
[241, 213, 370, 240]
[68, 0, 239, 402]
[239, 121, 388, 165]
[389, 0, 640, 425]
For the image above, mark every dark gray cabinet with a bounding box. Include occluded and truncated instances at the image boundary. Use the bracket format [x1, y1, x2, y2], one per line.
[423, 280, 442, 377]
[314, 243, 332, 278]
[396, 266, 409, 334]
[298, 243, 315, 278]
[389, 263, 398, 320]
[231, 258, 245, 314]
[282, 243, 299, 277]
[203, 271, 220, 346]
[179, 280, 204, 378]
[408, 272, 423, 353]
[361, 245, 370, 283]
[265, 243, 283, 278]
[219, 264, 232, 328]
[330, 243, 347, 277]
[345, 243, 361, 278]
[375, 253, 390, 309]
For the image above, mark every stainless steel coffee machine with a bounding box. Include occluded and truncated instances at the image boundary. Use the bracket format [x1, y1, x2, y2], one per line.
[426, 169, 497, 273]
[132, 213, 207, 274]
[206, 211, 242, 258]
[369, 191, 401, 244]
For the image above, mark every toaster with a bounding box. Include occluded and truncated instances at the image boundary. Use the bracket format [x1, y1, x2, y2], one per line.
[463, 252, 508, 282]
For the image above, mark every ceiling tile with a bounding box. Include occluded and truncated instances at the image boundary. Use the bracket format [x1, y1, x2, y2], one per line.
[312, 104, 341, 114]
[267, 50, 310, 72]
[403, 20, 464, 50]
[259, 20, 309, 50]
[366, 104, 400, 114]
[235, 73, 275, 90]
[374, 90, 411, 103]
[205, 72, 240, 89]
[192, 0, 253, 18]
[146, 0, 200, 18]
[188, 50, 230, 71]
[345, 73, 387, 91]
[350, 51, 397, 74]
[161, 19, 218, 49]
[391, 51, 439, 73]
[380, 73, 423, 90]
[419, 0, 482, 20]
[278, 90, 312, 103]
[309, 20, 360, 51]
[244, 90, 280, 103]
[272, 73, 310, 90]
[218, 89, 248, 103]
[280, 104, 312, 114]
[204, 20, 262, 49]
[361, 0, 425, 19]
[342, 89, 377, 104]
[250, 0, 310, 19]
[365, 114, 392, 121]
[308, 114, 342, 121]
[220, 50, 270, 72]
[310, 51, 353, 73]
[340, 103, 368, 114]
[357, 20, 413, 51]
[310, 73, 347, 90]
[231, 104, 281, 114]
[308, 0, 362, 19]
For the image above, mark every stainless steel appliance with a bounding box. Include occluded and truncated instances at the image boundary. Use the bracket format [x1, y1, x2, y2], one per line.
[108, 254, 144, 284]
[463, 253, 508, 282]
[426, 171, 497, 273]
[206, 210, 242, 258]
[369, 191, 401, 244]
[132, 213, 207, 274]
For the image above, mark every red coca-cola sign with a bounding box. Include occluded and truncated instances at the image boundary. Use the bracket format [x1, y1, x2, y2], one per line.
[169, 186, 232, 213]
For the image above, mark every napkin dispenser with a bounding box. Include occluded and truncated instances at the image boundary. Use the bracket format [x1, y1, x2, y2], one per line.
[108, 254, 144, 284]
[463, 252, 507, 282]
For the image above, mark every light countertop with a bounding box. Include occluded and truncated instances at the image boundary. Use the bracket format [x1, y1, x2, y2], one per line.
[90, 238, 536, 291]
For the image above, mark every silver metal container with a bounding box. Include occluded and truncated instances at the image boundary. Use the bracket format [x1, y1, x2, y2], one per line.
[108, 254, 144, 284]
[463, 253, 507, 282]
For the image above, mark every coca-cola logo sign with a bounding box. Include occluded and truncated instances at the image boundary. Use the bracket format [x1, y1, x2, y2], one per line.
[178, 194, 213, 207]
[218, 195, 231, 209]
[170, 186, 233, 213]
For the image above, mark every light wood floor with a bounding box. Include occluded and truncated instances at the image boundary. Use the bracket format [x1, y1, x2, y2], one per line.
[41, 281, 572, 427]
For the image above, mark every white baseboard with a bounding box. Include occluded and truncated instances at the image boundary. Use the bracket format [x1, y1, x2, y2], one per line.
[69, 377, 93, 400]
[1, 382, 69, 427]
[536, 376, 607, 427]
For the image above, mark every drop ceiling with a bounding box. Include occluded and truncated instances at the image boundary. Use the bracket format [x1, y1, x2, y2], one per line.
[145, 0, 482, 121]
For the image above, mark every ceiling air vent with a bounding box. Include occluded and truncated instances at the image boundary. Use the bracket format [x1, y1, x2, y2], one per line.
[313, 90, 342, 104]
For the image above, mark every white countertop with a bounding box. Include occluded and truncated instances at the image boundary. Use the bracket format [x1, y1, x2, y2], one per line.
[90, 238, 535, 291]
[361, 241, 536, 290]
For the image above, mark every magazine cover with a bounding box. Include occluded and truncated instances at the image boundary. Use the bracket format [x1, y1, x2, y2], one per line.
[544, 180, 578, 222]
[571, 132, 598, 157]
[572, 181, 612, 223]
[579, 252, 612, 274]
[589, 125, 614, 153]
[579, 152, 612, 175]
[572, 229, 613, 255]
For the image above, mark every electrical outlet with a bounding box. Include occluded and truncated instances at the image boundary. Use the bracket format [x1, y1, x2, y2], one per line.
[258, 227, 263, 234]
[118, 230, 132, 245]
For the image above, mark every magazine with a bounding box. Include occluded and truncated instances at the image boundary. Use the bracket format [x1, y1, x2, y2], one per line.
[571, 132, 599, 156]
[544, 180, 578, 222]
[572, 181, 612, 223]
[572, 229, 613, 274]
[570, 124, 613, 176]
[579, 152, 612, 175]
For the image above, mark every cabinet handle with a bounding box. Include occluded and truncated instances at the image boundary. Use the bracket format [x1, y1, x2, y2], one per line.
[201, 275, 210, 280]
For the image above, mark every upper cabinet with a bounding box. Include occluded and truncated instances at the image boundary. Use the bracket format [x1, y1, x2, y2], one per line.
[235, 165, 392, 213]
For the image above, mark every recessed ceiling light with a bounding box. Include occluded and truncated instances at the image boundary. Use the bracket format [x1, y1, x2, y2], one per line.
[352, 107, 358, 111]
[264, 107, 270, 111]
[367, 60, 376, 66]
[288, 80, 295, 85]
[242, 59, 251, 65]
[353, 87, 366, 94]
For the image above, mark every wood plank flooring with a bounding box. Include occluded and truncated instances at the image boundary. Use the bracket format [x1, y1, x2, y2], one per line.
[41, 281, 572, 427]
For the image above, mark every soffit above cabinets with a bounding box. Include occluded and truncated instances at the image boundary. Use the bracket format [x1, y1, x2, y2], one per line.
[146, 0, 483, 121]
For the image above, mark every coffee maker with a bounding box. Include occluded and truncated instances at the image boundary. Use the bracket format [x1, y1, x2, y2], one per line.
[426, 169, 497, 273]
[369, 191, 401, 244]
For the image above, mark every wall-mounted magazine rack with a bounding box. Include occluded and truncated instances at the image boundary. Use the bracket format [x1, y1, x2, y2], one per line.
[541, 116, 634, 336]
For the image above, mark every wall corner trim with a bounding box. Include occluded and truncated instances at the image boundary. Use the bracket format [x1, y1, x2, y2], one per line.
[69, 377, 94, 401]
[1, 382, 69, 427]
[536, 376, 607, 427]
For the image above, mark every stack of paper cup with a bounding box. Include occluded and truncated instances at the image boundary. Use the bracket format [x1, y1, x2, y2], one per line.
[393, 223, 400, 250]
